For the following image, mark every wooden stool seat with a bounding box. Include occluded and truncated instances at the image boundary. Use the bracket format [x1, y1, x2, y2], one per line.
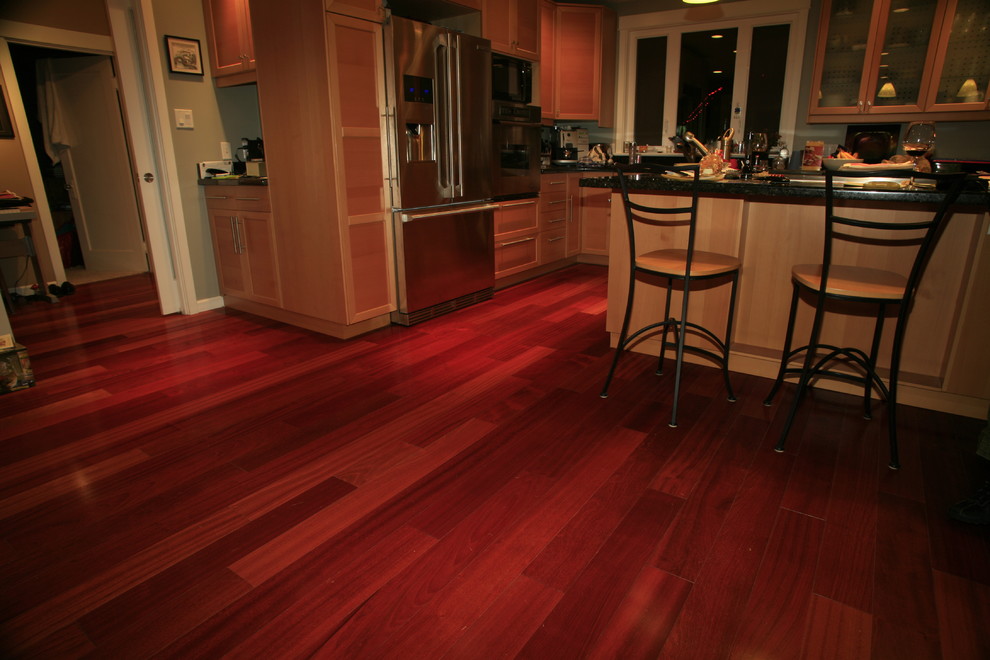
[791, 264, 907, 300]
[637, 249, 741, 278]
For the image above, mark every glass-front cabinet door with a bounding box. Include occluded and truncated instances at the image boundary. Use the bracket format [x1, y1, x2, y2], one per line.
[926, 0, 990, 112]
[867, 0, 941, 112]
[812, 0, 881, 115]
[811, 0, 941, 116]
[810, 0, 990, 121]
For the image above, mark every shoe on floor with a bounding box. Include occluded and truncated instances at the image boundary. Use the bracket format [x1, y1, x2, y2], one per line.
[948, 478, 990, 525]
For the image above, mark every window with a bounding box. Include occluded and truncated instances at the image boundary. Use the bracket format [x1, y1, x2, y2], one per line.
[616, 1, 809, 152]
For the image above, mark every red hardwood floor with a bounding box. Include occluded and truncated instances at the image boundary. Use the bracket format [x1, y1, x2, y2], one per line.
[0, 264, 987, 659]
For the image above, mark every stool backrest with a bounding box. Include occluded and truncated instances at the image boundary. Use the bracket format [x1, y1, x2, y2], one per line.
[821, 169, 969, 307]
[614, 163, 702, 272]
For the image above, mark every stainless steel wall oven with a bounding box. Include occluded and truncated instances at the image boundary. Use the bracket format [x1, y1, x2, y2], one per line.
[492, 100, 541, 199]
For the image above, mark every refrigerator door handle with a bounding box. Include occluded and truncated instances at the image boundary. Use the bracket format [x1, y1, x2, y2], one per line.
[435, 37, 454, 200]
[450, 35, 463, 198]
[401, 204, 499, 222]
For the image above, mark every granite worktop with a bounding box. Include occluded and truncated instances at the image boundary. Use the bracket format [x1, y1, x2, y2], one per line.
[579, 172, 990, 206]
[198, 177, 268, 186]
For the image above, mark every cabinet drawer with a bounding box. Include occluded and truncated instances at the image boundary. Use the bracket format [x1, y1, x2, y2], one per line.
[540, 190, 569, 214]
[541, 173, 568, 191]
[540, 208, 567, 232]
[494, 198, 539, 235]
[539, 228, 567, 264]
[495, 232, 539, 277]
[204, 188, 271, 213]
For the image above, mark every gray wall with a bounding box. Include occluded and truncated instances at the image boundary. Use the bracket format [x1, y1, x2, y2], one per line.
[152, 0, 262, 302]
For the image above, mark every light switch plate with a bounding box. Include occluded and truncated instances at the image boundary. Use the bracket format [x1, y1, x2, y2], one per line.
[220, 141, 232, 160]
[174, 108, 194, 129]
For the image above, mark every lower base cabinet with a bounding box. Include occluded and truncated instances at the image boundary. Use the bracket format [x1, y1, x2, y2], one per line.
[575, 172, 610, 256]
[495, 172, 611, 283]
[205, 188, 281, 307]
[494, 198, 540, 278]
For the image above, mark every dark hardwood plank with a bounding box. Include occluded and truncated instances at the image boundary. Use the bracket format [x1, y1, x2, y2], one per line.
[584, 565, 692, 659]
[729, 508, 825, 659]
[516, 488, 683, 658]
[801, 594, 872, 660]
[871, 491, 941, 659]
[657, 433, 796, 659]
[932, 569, 990, 660]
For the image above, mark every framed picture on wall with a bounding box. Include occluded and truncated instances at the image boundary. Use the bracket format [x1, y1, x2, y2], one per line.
[164, 35, 204, 76]
[0, 86, 14, 139]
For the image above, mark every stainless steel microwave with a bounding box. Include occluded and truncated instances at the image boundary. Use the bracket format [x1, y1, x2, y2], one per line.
[492, 54, 532, 104]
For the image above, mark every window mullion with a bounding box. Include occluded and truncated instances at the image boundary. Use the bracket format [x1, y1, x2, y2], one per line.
[663, 31, 681, 148]
[732, 25, 754, 142]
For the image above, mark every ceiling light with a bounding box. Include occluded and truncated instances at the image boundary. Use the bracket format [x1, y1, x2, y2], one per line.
[713, 70, 723, 74]
[711, 34, 724, 39]
[683, 0, 719, 4]
[892, 7, 910, 12]
[957, 78, 980, 101]
[878, 81, 897, 98]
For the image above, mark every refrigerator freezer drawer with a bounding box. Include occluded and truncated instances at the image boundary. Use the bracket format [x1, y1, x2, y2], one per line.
[392, 204, 496, 325]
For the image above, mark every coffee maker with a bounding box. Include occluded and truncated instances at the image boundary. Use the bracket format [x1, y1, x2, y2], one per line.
[556, 128, 589, 162]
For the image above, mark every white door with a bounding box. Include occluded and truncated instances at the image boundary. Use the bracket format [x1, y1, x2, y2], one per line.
[45, 55, 148, 274]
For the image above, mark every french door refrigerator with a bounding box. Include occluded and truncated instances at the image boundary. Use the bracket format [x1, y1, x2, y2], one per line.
[385, 15, 496, 325]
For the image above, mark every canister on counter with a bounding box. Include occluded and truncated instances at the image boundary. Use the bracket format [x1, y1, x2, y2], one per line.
[801, 140, 824, 171]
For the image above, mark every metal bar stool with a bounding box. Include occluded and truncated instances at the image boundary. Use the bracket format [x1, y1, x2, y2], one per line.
[763, 168, 968, 469]
[600, 163, 741, 428]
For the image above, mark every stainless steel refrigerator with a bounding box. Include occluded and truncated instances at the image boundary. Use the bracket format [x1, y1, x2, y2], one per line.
[385, 16, 496, 325]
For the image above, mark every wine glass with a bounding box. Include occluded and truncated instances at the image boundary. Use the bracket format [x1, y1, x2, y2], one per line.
[902, 121, 935, 169]
[746, 132, 769, 173]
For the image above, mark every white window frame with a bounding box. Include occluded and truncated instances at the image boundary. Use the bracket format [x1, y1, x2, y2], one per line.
[615, 0, 810, 151]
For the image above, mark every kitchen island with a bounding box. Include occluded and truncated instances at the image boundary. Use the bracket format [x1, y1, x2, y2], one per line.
[581, 173, 990, 417]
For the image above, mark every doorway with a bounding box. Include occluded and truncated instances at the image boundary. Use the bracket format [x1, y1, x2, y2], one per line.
[8, 43, 148, 287]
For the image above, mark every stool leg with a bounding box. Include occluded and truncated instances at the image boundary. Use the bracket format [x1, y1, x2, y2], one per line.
[657, 277, 674, 376]
[883, 311, 911, 470]
[669, 278, 692, 428]
[776, 290, 828, 453]
[721, 272, 739, 403]
[601, 271, 636, 399]
[863, 303, 887, 421]
[764, 281, 801, 406]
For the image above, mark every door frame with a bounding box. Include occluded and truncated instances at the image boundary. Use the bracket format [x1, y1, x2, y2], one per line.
[0, 1, 197, 315]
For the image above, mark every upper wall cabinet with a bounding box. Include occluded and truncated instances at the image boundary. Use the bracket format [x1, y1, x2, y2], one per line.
[325, 0, 385, 22]
[808, 0, 990, 122]
[202, 0, 256, 86]
[539, 0, 555, 120]
[483, 0, 540, 60]
[546, 3, 616, 126]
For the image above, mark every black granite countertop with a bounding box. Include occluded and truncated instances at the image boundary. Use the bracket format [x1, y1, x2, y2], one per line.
[198, 177, 268, 186]
[541, 164, 616, 174]
[579, 172, 990, 206]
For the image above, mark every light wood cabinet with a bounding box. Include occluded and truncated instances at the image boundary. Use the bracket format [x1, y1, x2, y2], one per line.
[539, 0, 556, 121]
[205, 188, 280, 306]
[202, 0, 256, 87]
[542, 3, 616, 126]
[495, 198, 540, 278]
[244, 1, 393, 338]
[484, 0, 540, 60]
[576, 172, 609, 256]
[324, 0, 385, 22]
[809, 0, 990, 123]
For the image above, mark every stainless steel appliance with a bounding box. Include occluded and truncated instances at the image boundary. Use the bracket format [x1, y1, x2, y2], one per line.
[492, 53, 532, 104]
[385, 16, 496, 325]
[492, 100, 541, 199]
[558, 128, 589, 161]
